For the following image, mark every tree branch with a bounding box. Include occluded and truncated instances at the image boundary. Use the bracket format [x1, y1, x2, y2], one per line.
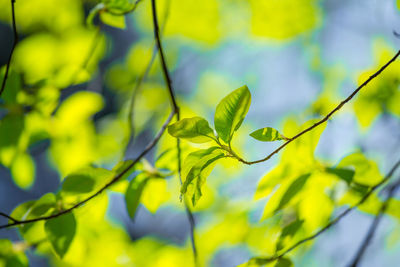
[233, 50, 400, 165]
[0, 111, 175, 230]
[124, 0, 171, 157]
[247, 159, 400, 266]
[347, 175, 400, 267]
[0, 0, 19, 97]
[151, 0, 198, 264]
[0, 212, 19, 223]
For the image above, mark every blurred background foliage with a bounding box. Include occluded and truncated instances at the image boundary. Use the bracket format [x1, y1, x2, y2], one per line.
[0, 0, 400, 266]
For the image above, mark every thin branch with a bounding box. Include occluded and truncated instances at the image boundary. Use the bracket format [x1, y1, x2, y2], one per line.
[124, 0, 171, 157]
[150, 0, 179, 113]
[247, 159, 400, 266]
[0, 0, 19, 97]
[347, 176, 400, 267]
[151, 0, 198, 264]
[0, 212, 19, 223]
[0, 111, 175, 230]
[233, 50, 400, 165]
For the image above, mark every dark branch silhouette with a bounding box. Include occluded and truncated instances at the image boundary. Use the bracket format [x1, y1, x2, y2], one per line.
[247, 159, 400, 266]
[124, 0, 171, 157]
[0, 212, 19, 223]
[0, 0, 19, 97]
[348, 175, 400, 267]
[151, 0, 198, 264]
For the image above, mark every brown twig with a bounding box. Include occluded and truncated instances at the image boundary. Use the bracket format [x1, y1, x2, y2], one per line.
[233, 50, 400, 165]
[0, 0, 18, 97]
[247, 159, 400, 266]
[0, 111, 175, 230]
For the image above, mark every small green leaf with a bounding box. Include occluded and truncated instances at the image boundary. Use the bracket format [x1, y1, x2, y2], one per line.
[61, 167, 113, 196]
[100, 12, 126, 29]
[168, 116, 216, 143]
[125, 174, 149, 218]
[275, 258, 293, 267]
[180, 147, 225, 206]
[44, 213, 76, 258]
[276, 219, 304, 251]
[214, 85, 251, 143]
[11, 153, 35, 190]
[86, 3, 105, 28]
[326, 167, 369, 194]
[250, 127, 286, 142]
[9, 201, 35, 223]
[28, 193, 57, 218]
[275, 173, 310, 213]
[326, 167, 355, 184]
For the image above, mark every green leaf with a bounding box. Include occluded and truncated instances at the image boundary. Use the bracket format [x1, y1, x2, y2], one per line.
[250, 127, 286, 142]
[180, 147, 225, 206]
[125, 174, 149, 218]
[28, 193, 57, 218]
[44, 213, 76, 258]
[86, 3, 105, 28]
[61, 167, 113, 195]
[276, 219, 304, 251]
[275, 258, 293, 267]
[275, 173, 310, 213]
[10, 200, 36, 223]
[337, 152, 382, 186]
[326, 167, 355, 184]
[100, 12, 126, 29]
[326, 167, 369, 194]
[214, 85, 251, 143]
[168, 116, 216, 143]
[11, 153, 35, 190]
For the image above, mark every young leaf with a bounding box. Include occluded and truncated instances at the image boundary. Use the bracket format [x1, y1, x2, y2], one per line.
[44, 213, 76, 258]
[326, 167, 355, 184]
[275, 258, 293, 267]
[180, 147, 225, 205]
[61, 167, 113, 196]
[168, 117, 216, 143]
[125, 174, 149, 218]
[276, 219, 304, 251]
[250, 127, 286, 142]
[28, 193, 57, 218]
[11, 152, 35, 189]
[100, 12, 126, 29]
[214, 85, 251, 143]
[275, 173, 310, 213]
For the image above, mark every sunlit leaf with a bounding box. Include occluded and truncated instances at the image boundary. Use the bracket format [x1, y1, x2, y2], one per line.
[275, 258, 293, 267]
[168, 116, 216, 143]
[337, 152, 382, 186]
[45, 213, 76, 258]
[276, 220, 304, 251]
[28, 193, 57, 218]
[125, 174, 149, 218]
[214, 85, 251, 143]
[100, 12, 126, 29]
[61, 167, 113, 195]
[181, 147, 225, 205]
[11, 153, 35, 189]
[250, 127, 286, 142]
[275, 173, 310, 213]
